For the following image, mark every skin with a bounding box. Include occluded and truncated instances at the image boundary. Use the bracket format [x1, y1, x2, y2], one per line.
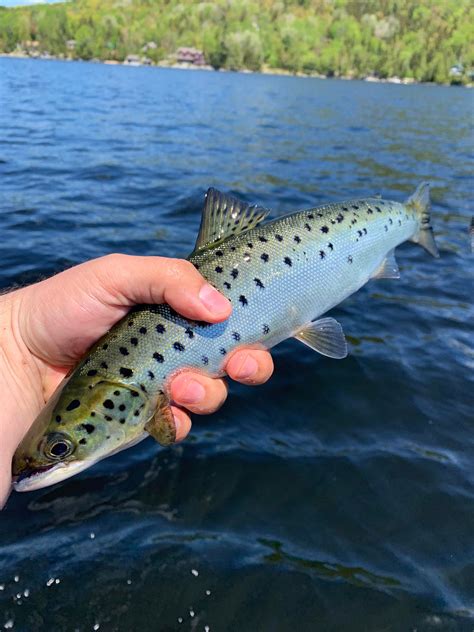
[0, 254, 273, 507]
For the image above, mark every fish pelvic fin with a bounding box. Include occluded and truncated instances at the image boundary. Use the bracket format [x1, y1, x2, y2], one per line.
[371, 249, 400, 280]
[145, 392, 176, 446]
[192, 188, 270, 255]
[294, 317, 348, 359]
[407, 183, 439, 258]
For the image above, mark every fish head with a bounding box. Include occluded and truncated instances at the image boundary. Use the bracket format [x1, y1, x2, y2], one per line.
[12, 377, 149, 492]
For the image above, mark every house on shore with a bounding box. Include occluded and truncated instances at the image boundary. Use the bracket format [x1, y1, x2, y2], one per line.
[175, 47, 205, 66]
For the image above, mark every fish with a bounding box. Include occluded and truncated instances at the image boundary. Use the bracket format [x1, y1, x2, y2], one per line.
[12, 183, 439, 492]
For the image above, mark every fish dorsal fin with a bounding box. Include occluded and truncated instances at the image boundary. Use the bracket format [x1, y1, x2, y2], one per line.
[294, 317, 348, 359]
[193, 188, 270, 253]
[371, 249, 400, 280]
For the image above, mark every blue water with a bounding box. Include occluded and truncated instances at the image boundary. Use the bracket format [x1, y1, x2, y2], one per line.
[0, 58, 473, 631]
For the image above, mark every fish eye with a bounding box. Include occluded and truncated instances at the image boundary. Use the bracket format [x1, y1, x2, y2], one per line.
[43, 433, 75, 461]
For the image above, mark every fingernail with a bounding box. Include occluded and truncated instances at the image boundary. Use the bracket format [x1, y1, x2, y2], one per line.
[179, 379, 205, 404]
[236, 355, 258, 380]
[199, 284, 230, 315]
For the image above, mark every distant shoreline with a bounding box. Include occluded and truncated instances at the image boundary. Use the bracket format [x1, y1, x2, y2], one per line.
[0, 52, 471, 88]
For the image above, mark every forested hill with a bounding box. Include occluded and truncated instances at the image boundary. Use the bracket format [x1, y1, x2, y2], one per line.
[0, 0, 472, 84]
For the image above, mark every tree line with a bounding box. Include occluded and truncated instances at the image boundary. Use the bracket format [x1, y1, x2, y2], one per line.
[0, 0, 472, 84]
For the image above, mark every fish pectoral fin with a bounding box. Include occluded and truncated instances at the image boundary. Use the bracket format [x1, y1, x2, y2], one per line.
[294, 317, 348, 359]
[144, 392, 176, 446]
[371, 249, 400, 280]
[191, 188, 270, 254]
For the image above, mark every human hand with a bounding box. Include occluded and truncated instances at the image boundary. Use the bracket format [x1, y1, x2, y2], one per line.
[0, 254, 273, 506]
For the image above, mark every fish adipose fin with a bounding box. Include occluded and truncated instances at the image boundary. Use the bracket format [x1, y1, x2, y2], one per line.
[407, 183, 439, 258]
[294, 317, 348, 359]
[371, 249, 400, 280]
[192, 188, 270, 254]
[145, 392, 176, 446]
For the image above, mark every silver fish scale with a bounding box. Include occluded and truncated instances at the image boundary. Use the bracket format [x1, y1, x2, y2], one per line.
[78, 196, 418, 402]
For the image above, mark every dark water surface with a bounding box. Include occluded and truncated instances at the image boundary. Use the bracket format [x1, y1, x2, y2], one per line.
[0, 58, 473, 631]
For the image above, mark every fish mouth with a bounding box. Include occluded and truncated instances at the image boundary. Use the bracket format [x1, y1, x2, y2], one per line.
[12, 460, 93, 492]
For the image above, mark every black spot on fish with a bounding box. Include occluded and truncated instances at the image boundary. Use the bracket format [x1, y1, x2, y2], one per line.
[363, 227, 367, 234]
[389, 218, 393, 225]
[202, 356, 209, 365]
[84, 358, 90, 365]
[128, 320, 134, 327]
[321, 226, 329, 234]
[103, 399, 114, 409]
[342, 206, 349, 211]
[357, 230, 363, 237]
[131, 391, 139, 397]
[156, 323, 166, 334]
[66, 399, 80, 412]
[320, 250, 325, 259]
[131, 337, 138, 346]
[148, 370, 155, 379]
[284, 256, 292, 266]
[194, 263, 200, 270]
[328, 243, 334, 251]
[232, 332, 241, 341]
[215, 250, 223, 257]
[220, 348, 227, 355]
[215, 265, 223, 273]
[384, 225, 388, 232]
[185, 327, 194, 339]
[231, 246, 236, 252]
[119, 347, 129, 356]
[119, 404, 126, 412]
[231, 268, 239, 279]
[263, 324, 270, 334]
[134, 410, 140, 417]
[224, 282, 231, 289]
[352, 205, 359, 210]
[174, 342, 185, 351]
[261, 253, 269, 262]
[348, 255, 353, 264]
[102, 344, 108, 350]
[304, 223, 311, 231]
[55, 415, 61, 423]
[336, 213, 344, 223]
[380, 200, 385, 205]
[351, 219, 357, 225]
[114, 390, 120, 396]
[375, 206, 382, 213]
[239, 295, 248, 306]
[398, 219, 402, 226]
[367, 208, 373, 214]
[120, 367, 133, 378]
[82, 423, 95, 434]
[140, 384, 147, 393]
[294, 236, 301, 243]
[87, 369, 97, 377]
[247, 242, 253, 249]
[119, 418, 126, 424]
[139, 327, 147, 334]
[104, 415, 113, 421]
[153, 352, 164, 363]
[258, 236, 268, 242]
[275, 234, 283, 241]
[79, 438, 87, 445]
[254, 277, 264, 289]
[307, 213, 314, 220]
[100, 362, 108, 369]
[91, 412, 96, 417]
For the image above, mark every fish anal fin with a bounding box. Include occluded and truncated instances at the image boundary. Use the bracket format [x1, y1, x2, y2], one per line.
[145, 392, 176, 446]
[294, 317, 348, 359]
[192, 188, 270, 254]
[371, 249, 400, 280]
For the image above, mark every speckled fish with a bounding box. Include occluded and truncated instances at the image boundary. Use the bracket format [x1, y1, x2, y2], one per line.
[12, 183, 439, 491]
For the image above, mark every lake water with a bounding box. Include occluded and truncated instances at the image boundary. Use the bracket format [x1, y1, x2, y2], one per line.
[0, 58, 473, 631]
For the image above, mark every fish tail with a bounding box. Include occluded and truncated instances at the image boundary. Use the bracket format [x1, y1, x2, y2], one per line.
[407, 182, 439, 258]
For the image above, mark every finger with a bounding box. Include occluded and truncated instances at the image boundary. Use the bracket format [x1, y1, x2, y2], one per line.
[19, 255, 232, 363]
[170, 371, 228, 415]
[98, 255, 231, 322]
[226, 349, 274, 385]
[170, 406, 192, 442]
